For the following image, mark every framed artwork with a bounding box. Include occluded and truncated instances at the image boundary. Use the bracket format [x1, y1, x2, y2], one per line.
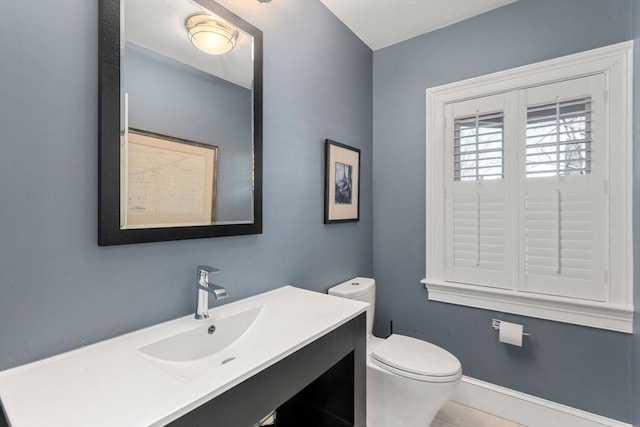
[325, 139, 360, 223]
[121, 129, 219, 229]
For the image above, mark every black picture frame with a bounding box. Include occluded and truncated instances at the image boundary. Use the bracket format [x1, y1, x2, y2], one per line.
[324, 139, 361, 224]
[98, 0, 263, 245]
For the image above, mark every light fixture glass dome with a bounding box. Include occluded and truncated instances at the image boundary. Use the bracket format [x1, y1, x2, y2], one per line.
[185, 14, 238, 55]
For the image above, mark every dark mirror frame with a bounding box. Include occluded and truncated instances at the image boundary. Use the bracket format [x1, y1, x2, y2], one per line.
[98, 0, 263, 246]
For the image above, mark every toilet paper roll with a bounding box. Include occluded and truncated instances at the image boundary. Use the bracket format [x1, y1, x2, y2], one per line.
[499, 321, 523, 347]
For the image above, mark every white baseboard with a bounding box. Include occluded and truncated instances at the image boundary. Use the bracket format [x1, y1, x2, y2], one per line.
[452, 376, 631, 427]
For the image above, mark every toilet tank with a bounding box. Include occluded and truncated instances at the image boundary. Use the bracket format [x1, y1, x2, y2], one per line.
[328, 277, 375, 337]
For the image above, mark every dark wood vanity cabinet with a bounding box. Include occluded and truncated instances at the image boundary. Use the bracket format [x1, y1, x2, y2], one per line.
[168, 313, 366, 427]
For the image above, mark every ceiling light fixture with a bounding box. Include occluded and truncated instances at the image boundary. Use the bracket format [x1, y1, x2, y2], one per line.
[185, 14, 238, 55]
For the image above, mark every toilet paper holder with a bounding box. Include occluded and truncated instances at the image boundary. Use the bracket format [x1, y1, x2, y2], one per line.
[492, 319, 531, 336]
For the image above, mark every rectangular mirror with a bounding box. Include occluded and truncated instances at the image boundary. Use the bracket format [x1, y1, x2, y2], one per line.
[99, 0, 263, 245]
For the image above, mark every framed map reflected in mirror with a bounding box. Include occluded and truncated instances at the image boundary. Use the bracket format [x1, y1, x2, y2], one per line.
[121, 129, 218, 229]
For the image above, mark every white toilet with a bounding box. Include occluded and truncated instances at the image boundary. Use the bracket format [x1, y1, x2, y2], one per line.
[328, 277, 462, 427]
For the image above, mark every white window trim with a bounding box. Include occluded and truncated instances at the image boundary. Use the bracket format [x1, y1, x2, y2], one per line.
[423, 41, 634, 333]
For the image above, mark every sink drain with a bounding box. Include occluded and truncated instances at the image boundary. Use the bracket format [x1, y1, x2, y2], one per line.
[221, 357, 236, 365]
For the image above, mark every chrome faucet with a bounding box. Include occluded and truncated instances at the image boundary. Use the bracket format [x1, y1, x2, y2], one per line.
[195, 265, 228, 320]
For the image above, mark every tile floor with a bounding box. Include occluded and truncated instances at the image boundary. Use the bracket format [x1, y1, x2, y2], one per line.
[431, 401, 524, 427]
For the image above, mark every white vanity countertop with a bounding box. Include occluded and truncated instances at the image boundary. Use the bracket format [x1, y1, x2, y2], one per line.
[0, 286, 367, 427]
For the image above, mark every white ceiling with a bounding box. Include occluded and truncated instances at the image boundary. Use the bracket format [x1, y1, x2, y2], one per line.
[319, 0, 517, 50]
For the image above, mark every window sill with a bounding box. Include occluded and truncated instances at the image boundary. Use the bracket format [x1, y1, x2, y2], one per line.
[420, 279, 633, 333]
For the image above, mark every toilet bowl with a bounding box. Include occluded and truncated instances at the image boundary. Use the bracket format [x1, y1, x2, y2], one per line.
[328, 277, 461, 427]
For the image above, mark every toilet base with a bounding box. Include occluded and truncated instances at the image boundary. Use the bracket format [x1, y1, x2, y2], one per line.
[366, 361, 459, 427]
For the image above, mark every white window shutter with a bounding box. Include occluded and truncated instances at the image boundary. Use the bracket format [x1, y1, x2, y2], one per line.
[520, 75, 607, 301]
[444, 94, 513, 289]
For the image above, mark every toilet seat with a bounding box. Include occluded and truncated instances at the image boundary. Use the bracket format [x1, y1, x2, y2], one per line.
[370, 334, 461, 383]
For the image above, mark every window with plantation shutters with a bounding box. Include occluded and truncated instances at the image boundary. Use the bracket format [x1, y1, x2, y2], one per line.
[444, 76, 605, 300]
[425, 42, 633, 332]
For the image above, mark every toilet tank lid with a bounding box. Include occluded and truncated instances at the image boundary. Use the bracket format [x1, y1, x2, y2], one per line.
[328, 277, 375, 299]
[371, 334, 461, 378]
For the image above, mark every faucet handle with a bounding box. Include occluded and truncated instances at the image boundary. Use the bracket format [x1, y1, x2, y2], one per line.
[197, 265, 221, 274]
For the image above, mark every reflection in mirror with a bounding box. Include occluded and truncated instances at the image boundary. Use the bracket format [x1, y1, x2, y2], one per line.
[123, 128, 220, 228]
[99, 0, 262, 245]
[122, 0, 253, 228]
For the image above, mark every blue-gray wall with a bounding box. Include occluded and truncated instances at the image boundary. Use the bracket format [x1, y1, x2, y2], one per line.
[1, 0, 638, 423]
[0, 0, 372, 370]
[372, 0, 637, 423]
[633, 1, 640, 425]
[125, 42, 254, 223]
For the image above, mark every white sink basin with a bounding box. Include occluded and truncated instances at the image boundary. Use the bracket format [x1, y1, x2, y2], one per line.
[138, 305, 272, 380]
[139, 305, 263, 363]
